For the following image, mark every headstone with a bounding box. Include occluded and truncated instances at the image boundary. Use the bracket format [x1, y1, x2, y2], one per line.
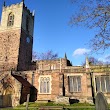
[55, 96, 69, 105]
[95, 92, 109, 110]
[26, 94, 30, 110]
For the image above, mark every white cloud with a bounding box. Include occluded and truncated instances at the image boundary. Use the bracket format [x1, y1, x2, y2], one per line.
[73, 48, 91, 56]
[98, 54, 110, 62]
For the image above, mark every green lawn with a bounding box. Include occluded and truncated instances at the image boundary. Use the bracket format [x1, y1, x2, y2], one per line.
[1, 108, 95, 110]
[0, 102, 96, 110]
[2, 102, 110, 110]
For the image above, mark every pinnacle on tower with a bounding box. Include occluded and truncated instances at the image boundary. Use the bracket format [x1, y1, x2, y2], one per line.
[86, 56, 90, 69]
[32, 10, 35, 16]
[3, 0, 6, 6]
[22, 0, 24, 3]
[64, 53, 67, 59]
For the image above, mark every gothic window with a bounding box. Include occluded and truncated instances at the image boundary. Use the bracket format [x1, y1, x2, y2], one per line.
[68, 76, 81, 92]
[39, 76, 51, 94]
[95, 75, 110, 93]
[7, 13, 14, 26]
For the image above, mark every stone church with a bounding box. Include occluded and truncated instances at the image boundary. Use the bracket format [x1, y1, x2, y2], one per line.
[0, 0, 110, 107]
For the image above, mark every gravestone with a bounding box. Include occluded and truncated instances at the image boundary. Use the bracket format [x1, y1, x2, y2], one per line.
[55, 96, 69, 105]
[26, 94, 30, 110]
[95, 92, 109, 110]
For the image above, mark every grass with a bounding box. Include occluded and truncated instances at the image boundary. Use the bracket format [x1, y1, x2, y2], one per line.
[16, 102, 94, 108]
[1, 108, 95, 110]
[2, 102, 110, 110]
[0, 102, 95, 110]
[67, 108, 95, 110]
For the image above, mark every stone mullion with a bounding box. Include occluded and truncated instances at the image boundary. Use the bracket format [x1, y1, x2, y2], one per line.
[104, 77, 107, 93]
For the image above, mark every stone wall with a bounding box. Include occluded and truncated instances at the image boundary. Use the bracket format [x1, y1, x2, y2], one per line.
[22, 4, 34, 37]
[17, 29, 33, 71]
[63, 72, 92, 103]
[36, 58, 68, 71]
[0, 2, 34, 71]
[34, 71, 61, 101]
[0, 2, 23, 31]
[0, 30, 21, 70]
[0, 71, 21, 107]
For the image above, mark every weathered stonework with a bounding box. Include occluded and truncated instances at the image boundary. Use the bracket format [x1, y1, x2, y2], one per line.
[33, 60, 110, 104]
[55, 96, 70, 104]
[0, 71, 21, 107]
[0, 0, 110, 108]
[0, 1, 35, 107]
[0, 30, 21, 70]
[0, 1, 34, 71]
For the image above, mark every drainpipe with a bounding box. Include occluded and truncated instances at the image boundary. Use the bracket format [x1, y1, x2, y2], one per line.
[62, 74, 65, 96]
[90, 70, 95, 104]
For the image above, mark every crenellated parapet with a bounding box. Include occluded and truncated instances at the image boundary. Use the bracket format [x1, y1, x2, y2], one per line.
[90, 65, 110, 73]
[2, 1, 34, 17]
[23, 4, 35, 17]
[3, 2, 23, 11]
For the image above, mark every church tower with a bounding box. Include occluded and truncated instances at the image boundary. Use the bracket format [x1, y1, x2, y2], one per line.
[0, 1, 34, 71]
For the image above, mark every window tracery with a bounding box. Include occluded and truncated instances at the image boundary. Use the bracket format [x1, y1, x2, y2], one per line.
[39, 76, 51, 94]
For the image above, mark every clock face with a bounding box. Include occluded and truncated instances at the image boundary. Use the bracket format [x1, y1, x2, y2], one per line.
[26, 37, 30, 43]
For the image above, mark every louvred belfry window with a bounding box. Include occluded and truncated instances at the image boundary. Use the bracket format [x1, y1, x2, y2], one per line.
[7, 13, 14, 26]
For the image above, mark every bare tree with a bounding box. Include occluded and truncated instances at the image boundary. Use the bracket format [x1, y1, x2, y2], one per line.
[32, 50, 58, 61]
[82, 56, 110, 66]
[105, 55, 110, 64]
[70, 0, 110, 52]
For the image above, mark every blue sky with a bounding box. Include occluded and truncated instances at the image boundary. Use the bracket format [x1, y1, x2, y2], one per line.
[0, 0, 109, 65]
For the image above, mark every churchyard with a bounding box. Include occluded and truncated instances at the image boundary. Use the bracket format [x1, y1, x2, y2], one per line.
[1, 92, 110, 110]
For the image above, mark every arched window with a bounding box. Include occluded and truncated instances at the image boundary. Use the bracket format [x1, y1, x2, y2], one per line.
[7, 13, 14, 27]
[39, 76, 51, 94]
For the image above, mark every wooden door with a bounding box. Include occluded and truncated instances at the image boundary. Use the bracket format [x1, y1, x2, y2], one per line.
[0, 95, 3, 107]
[2, 85, 14, 107]
[3, 94, 12, 107]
